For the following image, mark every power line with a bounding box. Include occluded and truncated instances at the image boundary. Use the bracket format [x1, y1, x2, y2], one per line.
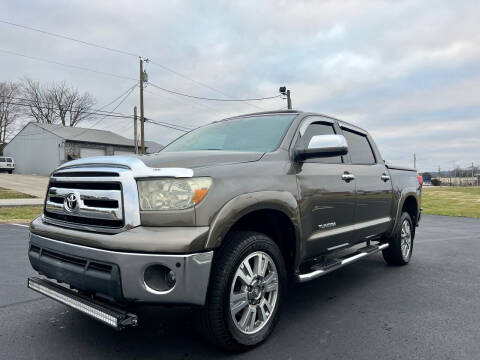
[71, 83, 138, 140]
[6, 96, 132, 117]
[148, 61, 263, 110]
[0, 19, 267, 110]
[0, 19, 139, 58]
[97, 83, 138, 111]
[144, 118, 191, 132]
[143, 88, 218, 112]
[5, 101, 133, 119]
[6, 97, 194, 133]
[0, 48, 136, 81]
[147, 81, 281, 102]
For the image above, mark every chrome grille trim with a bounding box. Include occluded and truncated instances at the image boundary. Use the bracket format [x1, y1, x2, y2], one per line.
[46, 188, 123, 221]
[43, 157, 194, 233]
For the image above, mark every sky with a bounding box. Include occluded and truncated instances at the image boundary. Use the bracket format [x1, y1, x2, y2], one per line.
[1, 0, 479, 171]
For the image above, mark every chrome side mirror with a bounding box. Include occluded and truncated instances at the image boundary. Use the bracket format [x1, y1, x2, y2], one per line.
[294, 134, 348, 161]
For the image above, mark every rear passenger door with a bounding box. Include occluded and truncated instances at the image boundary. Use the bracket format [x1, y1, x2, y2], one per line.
[294, 117, 356, 257]
[340, 126, 393, 242]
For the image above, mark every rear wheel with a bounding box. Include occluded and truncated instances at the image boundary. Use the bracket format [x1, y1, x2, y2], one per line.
[382, 212, 414, 265]
[197, 231, 286, 351]
[7, 170, 12, 174]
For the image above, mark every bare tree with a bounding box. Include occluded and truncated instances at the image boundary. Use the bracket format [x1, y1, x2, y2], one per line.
[0, 81, 22, 145]
[22, 78, 96, 126]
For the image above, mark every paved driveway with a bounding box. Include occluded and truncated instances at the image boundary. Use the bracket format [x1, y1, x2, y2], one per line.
[0, 173, 49, 198]
[0, 215, 479, 359]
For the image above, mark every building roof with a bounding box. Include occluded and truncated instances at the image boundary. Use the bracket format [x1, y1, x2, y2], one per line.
[29, 122, 163, 152]
[34, 122, 137, 147]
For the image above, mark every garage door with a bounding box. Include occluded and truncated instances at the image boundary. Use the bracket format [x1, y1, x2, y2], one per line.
[80, 148, 106, 158]
[114, 150, 134, 156]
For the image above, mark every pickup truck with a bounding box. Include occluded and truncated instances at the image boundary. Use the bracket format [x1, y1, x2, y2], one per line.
[27, 110, 422, 351]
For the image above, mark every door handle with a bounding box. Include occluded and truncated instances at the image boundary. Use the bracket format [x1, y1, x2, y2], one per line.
[342, 172, 355, 182]
[381, 173, 390, 182]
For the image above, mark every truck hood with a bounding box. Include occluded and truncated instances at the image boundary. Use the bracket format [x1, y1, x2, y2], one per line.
[140, 151, 264, 169]
[55, 151, 264, 173]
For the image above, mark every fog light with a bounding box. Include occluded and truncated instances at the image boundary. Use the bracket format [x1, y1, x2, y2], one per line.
[144, 265, 176, 292]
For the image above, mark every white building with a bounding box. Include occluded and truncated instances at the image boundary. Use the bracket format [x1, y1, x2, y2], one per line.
[3, 122, 162, 176]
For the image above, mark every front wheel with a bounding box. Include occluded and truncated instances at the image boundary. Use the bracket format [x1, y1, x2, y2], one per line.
[382, 212, 414, 265]
[197, 231, 286, 351]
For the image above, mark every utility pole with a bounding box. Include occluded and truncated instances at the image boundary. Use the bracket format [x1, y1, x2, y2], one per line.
[139, 58, 145, 155]
[279, 86, 292, 109]
[413, 153, 416, 169]
[133, 106, 138, 154]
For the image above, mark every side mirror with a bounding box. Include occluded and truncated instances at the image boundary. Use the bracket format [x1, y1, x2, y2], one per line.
[294, 134, 348, 161]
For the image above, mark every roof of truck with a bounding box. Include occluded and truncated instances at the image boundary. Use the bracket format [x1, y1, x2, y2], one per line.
[219, 110, 368, 134]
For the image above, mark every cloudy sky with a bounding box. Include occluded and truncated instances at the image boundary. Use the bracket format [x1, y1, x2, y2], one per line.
[1, 0, 479, 171]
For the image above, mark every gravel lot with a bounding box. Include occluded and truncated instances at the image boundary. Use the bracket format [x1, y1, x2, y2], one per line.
[1, 215, 479, 359]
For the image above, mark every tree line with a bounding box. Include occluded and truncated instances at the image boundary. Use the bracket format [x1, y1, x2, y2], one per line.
[0, 79, 96, 145]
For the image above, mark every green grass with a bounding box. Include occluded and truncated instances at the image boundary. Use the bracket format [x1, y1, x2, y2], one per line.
[0, 187, 35, 199]
[0, 206, 42, 223]
[422, 187, 480, 218]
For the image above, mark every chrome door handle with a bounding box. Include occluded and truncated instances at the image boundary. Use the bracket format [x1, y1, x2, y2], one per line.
[381, 173, 390, 182]
[342, 173, 355, 182]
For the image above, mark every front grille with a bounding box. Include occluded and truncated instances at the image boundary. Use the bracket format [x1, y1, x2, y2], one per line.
[44, 211, 124, 228]
[44, 170, 125, 232]
[50, 181, 121, 190]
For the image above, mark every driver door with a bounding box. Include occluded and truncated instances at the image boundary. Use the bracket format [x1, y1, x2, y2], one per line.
[294, 117, 356, 258]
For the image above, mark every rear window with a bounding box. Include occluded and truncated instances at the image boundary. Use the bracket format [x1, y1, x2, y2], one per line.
[6, 158, 12, 163]
[341, 128, 376, 164]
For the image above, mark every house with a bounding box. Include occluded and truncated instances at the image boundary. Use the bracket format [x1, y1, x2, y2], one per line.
[3, 122, 163, 176]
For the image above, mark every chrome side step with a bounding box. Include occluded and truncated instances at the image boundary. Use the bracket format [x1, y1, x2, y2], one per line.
[296, 243, 389, 283]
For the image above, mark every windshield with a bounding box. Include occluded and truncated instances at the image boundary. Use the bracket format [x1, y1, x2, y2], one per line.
[163, 114, 296, 153]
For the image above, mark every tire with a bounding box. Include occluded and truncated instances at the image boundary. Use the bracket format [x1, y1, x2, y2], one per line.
[197, 231, 286, 351]
[7, 170, 12, 174]
[382, 212, 414, 266]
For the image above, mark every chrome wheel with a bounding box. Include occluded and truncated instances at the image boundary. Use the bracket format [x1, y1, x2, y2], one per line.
[400, 219, 412, 261]
[229, 251, 279, 335]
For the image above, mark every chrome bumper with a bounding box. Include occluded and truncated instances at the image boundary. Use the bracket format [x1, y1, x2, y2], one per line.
[29, 233, 213, 306]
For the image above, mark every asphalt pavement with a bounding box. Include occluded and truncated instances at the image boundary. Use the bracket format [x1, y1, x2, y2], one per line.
[1, 215, 479, 359]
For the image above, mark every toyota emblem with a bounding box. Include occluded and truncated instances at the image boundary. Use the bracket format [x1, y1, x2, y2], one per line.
[64, 193, 79, 212]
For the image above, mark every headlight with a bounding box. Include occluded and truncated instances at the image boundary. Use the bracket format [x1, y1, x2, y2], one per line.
[137, 177, 212, 211]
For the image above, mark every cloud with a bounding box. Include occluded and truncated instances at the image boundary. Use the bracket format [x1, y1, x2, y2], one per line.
[1, 0, 479, 170]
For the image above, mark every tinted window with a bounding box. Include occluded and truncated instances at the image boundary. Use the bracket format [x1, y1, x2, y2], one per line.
[0, 158, 5, 163]
[341, 128, 376, 164]
[298, 122, 342, 164]
[163, 114, 296, 153]
[6, 158, 12, 163]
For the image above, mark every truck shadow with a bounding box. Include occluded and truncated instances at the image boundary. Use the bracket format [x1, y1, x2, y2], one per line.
[56, 255, 400, 359]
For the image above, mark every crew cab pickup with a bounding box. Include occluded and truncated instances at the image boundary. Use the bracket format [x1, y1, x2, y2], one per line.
[27, 110, 422, 350]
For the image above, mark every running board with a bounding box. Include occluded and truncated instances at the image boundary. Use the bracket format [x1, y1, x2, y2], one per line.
[28, 277, 138, 330]
[296, 243, 389, 283]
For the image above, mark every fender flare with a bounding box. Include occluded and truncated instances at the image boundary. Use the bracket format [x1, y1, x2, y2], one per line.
[205, 191, 303, 261]
[390, 187, 420, 236]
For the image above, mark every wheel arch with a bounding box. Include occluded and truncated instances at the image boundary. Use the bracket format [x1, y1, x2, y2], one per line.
[205, 191, 302, 271]
[390, 189, 420, 237]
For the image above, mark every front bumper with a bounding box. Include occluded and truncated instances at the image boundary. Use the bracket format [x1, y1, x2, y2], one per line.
[29, 232, 213, 306]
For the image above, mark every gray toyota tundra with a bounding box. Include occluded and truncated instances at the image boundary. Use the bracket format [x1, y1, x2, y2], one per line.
[27, 110, 422, 350]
